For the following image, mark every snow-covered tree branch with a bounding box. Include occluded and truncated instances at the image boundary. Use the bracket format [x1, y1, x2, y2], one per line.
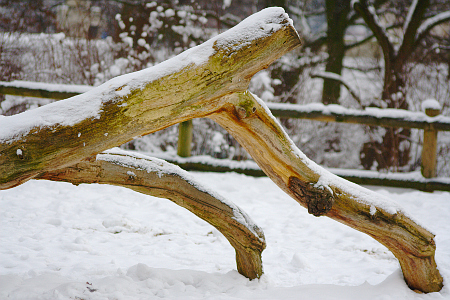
[0, 8, 300, 189]
[37, 148, 266, 279]
[0, 7, 443, 293]
[311, 72, 362, 106]
[415, 10, 450, 47]
[397, 0, 430, 67]
[209, 91, 443, 292]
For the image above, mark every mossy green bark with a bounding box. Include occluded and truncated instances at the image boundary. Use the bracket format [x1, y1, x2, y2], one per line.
[0, 13, 300, 189]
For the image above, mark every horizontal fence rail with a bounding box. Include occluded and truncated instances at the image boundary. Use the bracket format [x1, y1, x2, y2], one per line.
[267, 102, 450, 131]
[2, 81, 450, 130]
[1, 80, 449, 191]
[152, 153, 450, 192]
[0, 80, 92, 100]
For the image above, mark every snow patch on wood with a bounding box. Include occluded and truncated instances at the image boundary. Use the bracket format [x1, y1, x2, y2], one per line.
[97, 148, 264, 241]
[421, 99, 441, 111]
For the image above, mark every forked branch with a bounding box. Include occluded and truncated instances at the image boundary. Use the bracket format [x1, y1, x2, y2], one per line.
[0, 7, 443, 293]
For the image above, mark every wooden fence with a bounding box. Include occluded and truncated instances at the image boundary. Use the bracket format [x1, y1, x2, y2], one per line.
[1, 80, 449, 191]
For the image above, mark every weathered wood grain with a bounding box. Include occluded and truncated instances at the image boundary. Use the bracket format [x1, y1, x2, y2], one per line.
[209, 91, 443, 292]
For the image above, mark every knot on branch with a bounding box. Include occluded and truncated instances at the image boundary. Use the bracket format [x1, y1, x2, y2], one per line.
[288, 177, 334, 216]
[236, 105, 257, 120]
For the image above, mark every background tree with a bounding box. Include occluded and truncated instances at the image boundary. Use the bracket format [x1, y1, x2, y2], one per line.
[321, 0, 351, 105]
[0, 0, 57, 33]
[353, 0, 450, 170]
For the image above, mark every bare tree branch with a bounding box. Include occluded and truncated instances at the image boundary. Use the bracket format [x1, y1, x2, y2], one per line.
[352, 0, 395, 67]
[344, 23, 403, 50]
[397, 0, 430, 67]
[415, 10, 450, 48]
[311, 71, 363, 107]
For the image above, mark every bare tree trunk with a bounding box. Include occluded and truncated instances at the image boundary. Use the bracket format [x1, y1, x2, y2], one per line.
[356, 1, 450, 170]
[322, 0, 351, 105]
[353, 0, 433, 170]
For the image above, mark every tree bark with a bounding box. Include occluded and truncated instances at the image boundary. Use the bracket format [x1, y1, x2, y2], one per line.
[37, 149, 266, 279]
[352, 0, 429, 169]
[354, 1, 450, 170]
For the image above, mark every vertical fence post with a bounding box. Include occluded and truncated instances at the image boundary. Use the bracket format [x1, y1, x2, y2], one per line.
[177, 120, 193, 157]
[421, 100, 441, 179]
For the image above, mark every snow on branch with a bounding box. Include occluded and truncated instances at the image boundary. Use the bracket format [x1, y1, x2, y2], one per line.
[311, 72, 362, 106]
[403, 0, 419, 34]
[397, 0, 430, 58]
[0, 7, 301, 190]
[415, 10, 450, 42]
[38, 148, 266, 279]
[0, 7, 298, 145]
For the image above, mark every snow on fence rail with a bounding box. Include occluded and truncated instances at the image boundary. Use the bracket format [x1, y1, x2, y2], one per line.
[267, 102, 450, 131]
[1, 80, 449, 191]
[0, 80, 92, 100]
[149, 153, 450, 192]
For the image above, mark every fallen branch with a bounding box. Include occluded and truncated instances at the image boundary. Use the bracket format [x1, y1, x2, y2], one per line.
[0, 8, 300, 189]
[0, 7, 443, 292]
[37, 148, 265, 279]
[208, 91, 443, 292]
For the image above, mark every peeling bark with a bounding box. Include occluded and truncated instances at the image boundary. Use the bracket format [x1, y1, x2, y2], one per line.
[288, 177, 334, 216]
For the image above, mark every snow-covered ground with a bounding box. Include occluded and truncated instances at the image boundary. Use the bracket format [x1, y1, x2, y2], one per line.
[1, 171, 449, 299]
